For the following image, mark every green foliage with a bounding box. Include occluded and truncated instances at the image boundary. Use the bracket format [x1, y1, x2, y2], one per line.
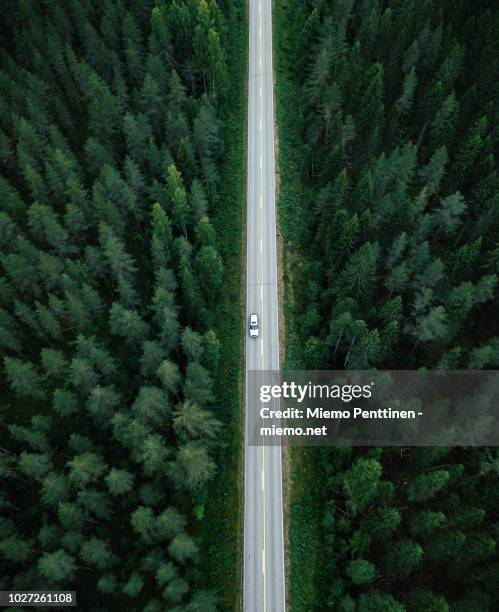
[383, 539, 423, 579]
[408, 590, 449, 612]
[80, 538, 116, 571]
[407, 469, 449, 502]
[346, 559, 376, 585]
[358, 590, 405, 612]
[362, 506, 401, 542]
[343, 458, 382, 515]
[105, 468, 134, 496]
[276, 0, 499, 609]
[0, 535, 32, 564]
[123, 572, 143, 597]
[38, 550, 76, 583]
[168, 532, 198, 563]
[410, 510, 446, 537]
[0, 0, 240, 608]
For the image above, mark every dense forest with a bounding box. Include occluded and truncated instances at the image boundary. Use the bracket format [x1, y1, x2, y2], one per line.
[0, 1, 243, 609]
[276, 0, 499, 610]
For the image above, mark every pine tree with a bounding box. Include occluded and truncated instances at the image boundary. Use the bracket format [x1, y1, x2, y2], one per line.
[105, 468, 134, 497]
[67, 452, 107, 488]
[131, 506, 157, 545]
[173, 401, 221, 441]
[358, 590, 405, 612]
[80, 537, 116, 571]
[38, 550, 76, 582]
[168, 531, 199, 563]
[383, 539, 423, 579]
[4, 357, 45, 400]
[196, 246, 223, 292]
[123, 572, 144, 597]
[166, 164, 191, 237]
[175, 442, 215, 489]
[109, 303, 150, 345]
[346, 559, 376, 585]
[41, 473, 70, 507]
[336, 242, 379, 303]
[343, 458, 382, 516]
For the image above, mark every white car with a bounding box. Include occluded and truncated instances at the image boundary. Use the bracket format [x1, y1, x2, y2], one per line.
[249, 313, 259, 338]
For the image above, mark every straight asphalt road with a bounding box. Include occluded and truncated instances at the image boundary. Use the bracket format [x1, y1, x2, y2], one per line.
[243, 0, 286, 611]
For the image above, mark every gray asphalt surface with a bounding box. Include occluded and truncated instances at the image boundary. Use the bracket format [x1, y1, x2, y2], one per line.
[243, 1, 286, 611]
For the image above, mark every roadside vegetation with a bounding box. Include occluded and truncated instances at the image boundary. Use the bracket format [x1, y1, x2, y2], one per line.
[200, 1, 247, 609]
[275, 0, 499, 609]
[0, 1, 243, 609]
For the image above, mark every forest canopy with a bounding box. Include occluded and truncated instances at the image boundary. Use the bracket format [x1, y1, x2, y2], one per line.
[276, 0, 499, 610]
[0, 1, 238, 609]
